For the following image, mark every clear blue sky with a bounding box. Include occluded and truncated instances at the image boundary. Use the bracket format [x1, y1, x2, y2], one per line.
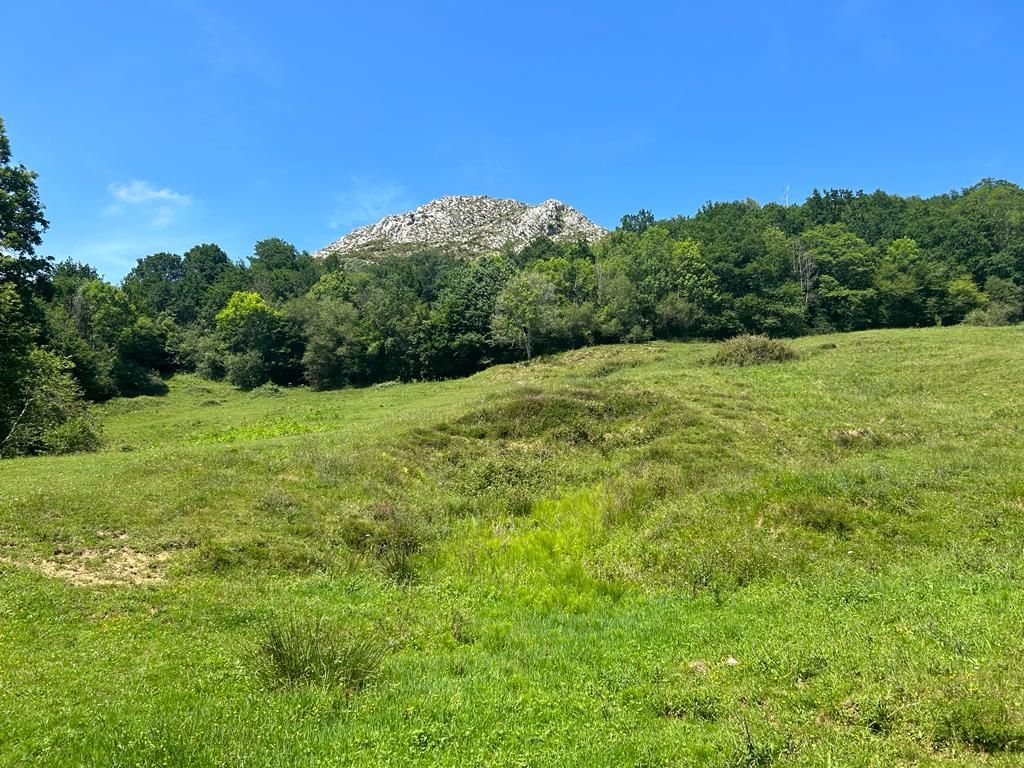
[4, 0, 1023, 280]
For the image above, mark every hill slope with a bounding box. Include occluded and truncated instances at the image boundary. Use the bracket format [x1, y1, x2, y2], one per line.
[314, 195, 608, 260]
[2, 326, 1024, 766]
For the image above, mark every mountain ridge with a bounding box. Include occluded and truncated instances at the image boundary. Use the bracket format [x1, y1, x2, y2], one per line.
[314, 195, 608, 260]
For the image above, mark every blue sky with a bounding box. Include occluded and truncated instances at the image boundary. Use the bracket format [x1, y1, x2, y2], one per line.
[3, 0, 1022, 280]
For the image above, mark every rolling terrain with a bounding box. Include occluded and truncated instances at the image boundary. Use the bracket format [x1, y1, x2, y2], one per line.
[2, 326, 1024, 766]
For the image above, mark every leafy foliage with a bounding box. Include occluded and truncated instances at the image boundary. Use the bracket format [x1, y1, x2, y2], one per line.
[216, 291, 302, 389]
[0, 116, 48, 256]
[490, 271, 559, 360]
[1, 346, 101, 457]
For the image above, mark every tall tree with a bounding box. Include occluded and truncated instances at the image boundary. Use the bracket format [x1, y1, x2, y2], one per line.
[620, 209, 655, 235]
[123, 252, 184, 316]
[216, 291, 302, 388]
[248, 238, 320, 302]
[491, 272, 559, 360]
[0, 116, 48, 257]
[178, 243, 244, 325]
[0, 116, 52, 301]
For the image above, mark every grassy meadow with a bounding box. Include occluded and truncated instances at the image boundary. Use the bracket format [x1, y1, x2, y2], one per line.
[2, 325, 1024, 766]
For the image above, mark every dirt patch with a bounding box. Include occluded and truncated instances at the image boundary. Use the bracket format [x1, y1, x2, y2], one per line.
[1, 547, 172, 586]
[830, 427, 877, 446]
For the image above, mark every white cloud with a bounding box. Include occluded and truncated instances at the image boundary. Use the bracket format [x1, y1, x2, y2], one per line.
[328, 178, 411, 231]
[109, 180, 192, 205]
[106, 180, 193, 227]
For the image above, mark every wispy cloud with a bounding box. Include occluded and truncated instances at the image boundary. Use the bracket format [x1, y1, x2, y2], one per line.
[174, 0, 283, 87]
[106, 180, 193, 227]
[109, 180, 191, 205]
[328, 178, 411, 231]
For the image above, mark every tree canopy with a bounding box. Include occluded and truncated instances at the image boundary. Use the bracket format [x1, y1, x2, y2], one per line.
[0, 117, 48, 257]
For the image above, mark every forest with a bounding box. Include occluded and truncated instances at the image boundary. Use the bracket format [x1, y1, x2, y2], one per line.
[2, 115, 1023, 458]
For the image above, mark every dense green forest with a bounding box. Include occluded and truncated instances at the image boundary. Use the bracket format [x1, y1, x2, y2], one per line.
[2, 116, 1023, 457]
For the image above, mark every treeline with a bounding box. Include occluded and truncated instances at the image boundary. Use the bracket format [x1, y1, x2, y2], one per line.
[3, 113, 1024, 456]
[107, 179, 1024, 393]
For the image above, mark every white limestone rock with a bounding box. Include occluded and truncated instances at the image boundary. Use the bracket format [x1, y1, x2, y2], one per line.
[314, 195, 607, 261]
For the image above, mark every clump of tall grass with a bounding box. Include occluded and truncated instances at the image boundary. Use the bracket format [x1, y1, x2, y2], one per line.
[706, 335, 799, 367]
[253, 615, 390, 691]
[931, 689, 1024, 753]
[342, 501, 427, 583]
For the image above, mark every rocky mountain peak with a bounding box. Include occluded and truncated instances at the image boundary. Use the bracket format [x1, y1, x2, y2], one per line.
[314, 195, 607, 260]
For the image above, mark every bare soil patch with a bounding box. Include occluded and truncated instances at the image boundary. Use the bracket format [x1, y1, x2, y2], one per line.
[1, 547, 172, 586]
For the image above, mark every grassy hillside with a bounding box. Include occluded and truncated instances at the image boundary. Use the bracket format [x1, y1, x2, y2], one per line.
[2, 326, 1023, 766]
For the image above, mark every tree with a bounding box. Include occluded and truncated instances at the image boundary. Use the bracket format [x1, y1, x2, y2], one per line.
[122, 252, 184, 316]
[247, 238, 320, 302]
[289, 295, 364, 390]
[0, 282, 99, 456]
[47, 279, 171, 398]
[178, 243, 244, 325]
[424, 255, 514, 377]
[215, 291, 302, 388]
[1, 348, 101, 457]
[874, 238, 932, 327]
[0, 117, 48, 257]
[0, 282, 34, 443]
[620, 209, 655, 235]
[0, 118, 52, 308]
[983, 275, 1023, 323]
[801, 224, 878, 289]
[491, 272, 559, 360]
[944, 276, 987, 324]
[52, 260, 100, 303]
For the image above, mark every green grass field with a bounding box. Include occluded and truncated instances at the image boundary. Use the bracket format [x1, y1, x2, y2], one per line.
[2, 325, 1024, 766]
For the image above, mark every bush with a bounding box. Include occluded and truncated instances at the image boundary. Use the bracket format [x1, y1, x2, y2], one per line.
[1, 349, 103, 457]
[225, 350, 270, 390]
[113, 360, 168, 397]
[171, 324, 226, 379]
[254, 615, 389, 691]
[195, 349, 227, 381]
[249, 383, 284, 398]
[706, 335, 799, 367]
[963, 304, 1015, 327]
[41, 414, 102, 454]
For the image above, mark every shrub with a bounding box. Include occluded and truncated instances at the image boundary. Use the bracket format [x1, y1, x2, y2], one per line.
[445, 386, 666, 445]
[113, 360, 168, 397]
[195, 349, 227, 381]
[173, 325, 227, 380]
[254, 615, 389, 691]
[706, 335, 799, 367]
[963, 304, 1014, 327]
[41, 414, 103, 454]
[225, 350, 270, 390]
[249, 383, 284, 398]
[1, 349, 103, 457]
